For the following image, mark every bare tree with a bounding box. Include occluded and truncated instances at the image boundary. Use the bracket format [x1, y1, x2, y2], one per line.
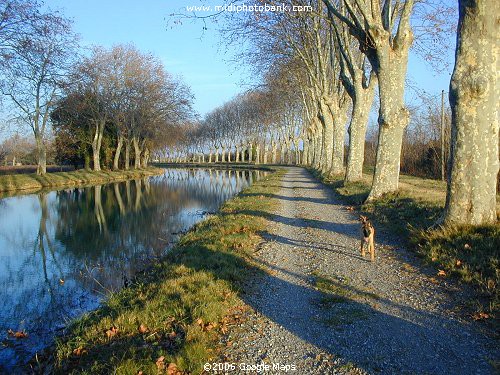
[0, 2, 77, 174]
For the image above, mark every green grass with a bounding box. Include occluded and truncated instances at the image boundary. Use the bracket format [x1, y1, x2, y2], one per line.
[312, 168, 500, 321]
[0, 167, 164, 196]
[33, 169, 283, 374]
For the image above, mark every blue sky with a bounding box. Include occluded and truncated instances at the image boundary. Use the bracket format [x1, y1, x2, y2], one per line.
[43, 0, 246, 117]
[42, 0, 454, 116]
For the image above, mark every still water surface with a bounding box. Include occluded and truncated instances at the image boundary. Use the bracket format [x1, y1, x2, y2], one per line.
[0, 168, 265, 370]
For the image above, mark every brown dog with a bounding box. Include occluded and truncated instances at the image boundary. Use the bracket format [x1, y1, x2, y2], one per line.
[359, 215, 375, 261]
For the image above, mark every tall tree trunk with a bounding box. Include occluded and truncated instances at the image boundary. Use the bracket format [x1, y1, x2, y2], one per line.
[248, 143, 253, 163]
[241, 145, 246, 162]
[366, 31, 412, 200]
[255, 144, 260, 165]
[142, 147, 150, 167]
[215, 149, 219, 163]
[286, 143, 292, 164]
[280, 143, 286, 164]
[263, 144, 269, 164]
[444, 0, 499, 225]
[208, 150, 213, 163]
[35, 133, 46, 175]
[91, 120, 105, 172]
[271, 142, 277, 164]
[345, 82, 376, 182]
[124, 139, 130, 170]
[314, 129, 323, 170]
[235, 145, 240, 162]
[326, 99, 349, 175]
[319, 99, 334, 172]
[221, 147, 226, 163]
[227, 147, 232, 163]
[113, 134, 124, 170]
[132, 137, 141, 169]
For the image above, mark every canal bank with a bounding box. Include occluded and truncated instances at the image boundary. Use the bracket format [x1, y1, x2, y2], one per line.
[0, 167, 164, 196]
[23, 168, 281, 374]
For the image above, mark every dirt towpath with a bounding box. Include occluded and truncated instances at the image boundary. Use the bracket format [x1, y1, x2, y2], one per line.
[220, 167, 498, 374]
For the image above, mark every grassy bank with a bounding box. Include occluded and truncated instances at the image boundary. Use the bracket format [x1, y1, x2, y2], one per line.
[34, 169, 282, 374]
[313, 169, 499, 320]
[0, 167, 164, 196]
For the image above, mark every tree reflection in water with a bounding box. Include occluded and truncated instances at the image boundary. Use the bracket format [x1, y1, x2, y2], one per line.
[0, 168, 265, 370]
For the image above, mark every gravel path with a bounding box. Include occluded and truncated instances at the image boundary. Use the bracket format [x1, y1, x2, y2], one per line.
[218, 167, 498, 375]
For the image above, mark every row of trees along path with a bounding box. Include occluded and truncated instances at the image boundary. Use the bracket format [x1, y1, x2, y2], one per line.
[173, 0, 498, 227]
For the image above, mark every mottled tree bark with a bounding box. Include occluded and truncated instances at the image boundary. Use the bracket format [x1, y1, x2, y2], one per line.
[345, 82, 376, 182]
[255, 144, 260, 165]
[124, 139, 130, 170]
[271, 141, 277, 164]
[248, 143, 253, 163]
[35, 134, 47, 175]
[319, 99, 334, 172]
[367, 38, 412, 200]
[132, 136, 141, 169]
[221, 146, 226, 163]
[329, 101, 348, 175]
[113, 135, 124, 170]
[444, 0, 499, 225]
[91, 119, 105, 171]
[279, 142, 286, 164]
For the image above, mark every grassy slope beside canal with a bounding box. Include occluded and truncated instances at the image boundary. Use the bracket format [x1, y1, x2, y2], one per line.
[39, 169, 283, 374]
[0, 167, 164, 195]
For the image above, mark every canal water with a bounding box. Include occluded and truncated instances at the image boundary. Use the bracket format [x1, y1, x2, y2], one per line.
[0, 168, 266, 370]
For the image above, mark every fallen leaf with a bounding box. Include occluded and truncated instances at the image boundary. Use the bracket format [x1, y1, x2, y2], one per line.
[455, 260, 462, 267]
[137, 371, 143, 375]
[464, 243, 471, 250]
[167, 362, 179, 375]
[106, 326, 119, 338]
[487, 279, 495, 290]
[345, 206, 355, 212]
[72, 347, 87, 356]
[7, 329, 27, 339]
[59, 279, 65, 285]
[429, 277, 439, 284]
[203, 322, 217, 332]
[156, 356, 165, 371]
[167, 331, 177, 340]
[431, 257, 437, 262]
[437, 270, 446, 277]
[195, 318, 203, 326]
[138, 324, 148, 334]
[472, 312, 490, 321]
